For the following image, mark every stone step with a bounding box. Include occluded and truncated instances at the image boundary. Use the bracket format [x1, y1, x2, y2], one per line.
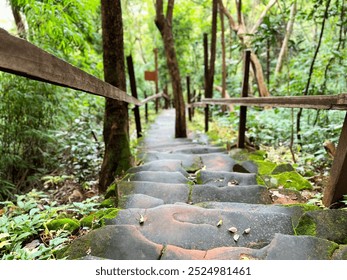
[143, 152, 235, 172]
[127, 171, 190, 184]
[197, 170, 257, 186]
[127, 160, 190, 177]
[192, 185, 272, 204]
[64, 227, 342, 260]
[106, 204, 294, 250]
[118, 181, 190, 206]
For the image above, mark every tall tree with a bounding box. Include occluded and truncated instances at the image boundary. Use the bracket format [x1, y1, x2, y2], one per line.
[219, 0, 277, 97]
[155, 0, 187, 138]
[99, 0, 132, 192]
[275, 1, 297, 75]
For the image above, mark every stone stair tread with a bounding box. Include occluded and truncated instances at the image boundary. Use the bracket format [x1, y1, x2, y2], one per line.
[127, 160, 190, 177]
[118, 181, 189, 204]
[197, 170, 257, 186]
[127, 171, 190, 184]
[171, 146, 226, 154]
[63, 110, 346, 260]
[144, 152, 235, 172]
[192, 185, 272, 204]
[106, 204, 294, 251]
[64, 225, 163, 260]
[195, 202, 304, 227]
[121, 193, 164, 209]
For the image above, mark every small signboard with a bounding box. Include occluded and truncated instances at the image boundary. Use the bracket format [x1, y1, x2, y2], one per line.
[144, 70, 157, 82]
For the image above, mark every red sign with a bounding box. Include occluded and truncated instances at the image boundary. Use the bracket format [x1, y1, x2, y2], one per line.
[144, 71, 157, 82]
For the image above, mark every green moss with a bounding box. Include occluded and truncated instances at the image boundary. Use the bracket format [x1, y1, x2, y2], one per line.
[46, 218, 80, 232]
[295, 215, 317, 236]
[328, 243, 340, 258]
[271, 163, 295, 174]
[100, 197, 116, 208]
[195, 170, 202, 184]
[284, 204, 321, 212]
[248, 150, 267, 161]
[273, 171, 312, 191]
[80, 208, 119, 228]
[187, 183, 194, 203]
[105, 183, 117, 199]
[254, 160, 276, 175]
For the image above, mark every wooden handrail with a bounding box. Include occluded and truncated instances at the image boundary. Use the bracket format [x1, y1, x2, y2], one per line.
[140, 92, 164, 105]
[0, 28, 141, 105]
[200, 94, 347, 110]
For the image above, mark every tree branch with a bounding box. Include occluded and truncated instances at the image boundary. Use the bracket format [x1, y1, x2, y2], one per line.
[167, 0, 175, 25]
[250, 0, 278, 34]
[219, 0, 238, 32]
[155, 0, 165, 30]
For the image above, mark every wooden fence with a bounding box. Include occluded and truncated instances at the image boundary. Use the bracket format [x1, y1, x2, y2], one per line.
[0, 28, 167, 140]
[188, 49, 347, 207]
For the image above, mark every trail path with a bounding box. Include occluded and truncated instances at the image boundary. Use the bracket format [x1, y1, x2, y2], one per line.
[65, 110, 347, 260]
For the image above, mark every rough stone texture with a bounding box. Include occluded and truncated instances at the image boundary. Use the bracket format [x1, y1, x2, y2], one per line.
[192, 185, 272, 204]
[127, 171, 190, 184]
[195, 202, 304, 227]
[197, 170, 257, 186]
[295, 210, 347, 244]
[121, 194, 164, 209]
[161, 245, 258, 260]
[64, 225, 163, 260]
[65, 110, 346, 260]
[233, 161, 258, 174]
[332, 245, 347, 260]
[127, 160, 189, 177]
[143, 152, 204, 171]
[108, 204, 294, 250]
[172, 146, 225, 154]
[118, 181, 189, 204]
[262, 234, 339, 260]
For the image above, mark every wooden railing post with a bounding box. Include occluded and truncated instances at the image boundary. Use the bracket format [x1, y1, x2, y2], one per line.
[154, 48, 159, 114]
[164, 84, 169, 109]
[192, 89, 196, 118]
[144, 91, 148, 123]
[237, 50, 251, 148]
[187, 76, 192, 122]
[323, 112, 347, 207]
[126, 55, 142, 138]
[204, 33, 209, 132]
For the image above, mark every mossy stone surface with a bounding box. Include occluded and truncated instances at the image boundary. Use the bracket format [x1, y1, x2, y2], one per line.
[271, 164, 295, 174]
[254, 160, 276, 175]
[46, 218, 80, 232]
[80, 208, 120, 228]
[272, 171, 312, 191]
[295, 210, 347, 244]
[295, 214, 317, 236]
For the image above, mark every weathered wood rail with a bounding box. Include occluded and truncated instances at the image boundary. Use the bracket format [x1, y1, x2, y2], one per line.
[0, 28, 167, 140]
[187, 49, 347, 207]
[0, 28, 141, 105]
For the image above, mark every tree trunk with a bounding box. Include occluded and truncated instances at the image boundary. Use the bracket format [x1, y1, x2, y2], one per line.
[219, 0, 276, 97]
[99, 0, 132, 193]
[275, 1, 297, 75]
[11, 4, 26, 39]
[220, 3, 227, 112]
[155, 0, 187, 138]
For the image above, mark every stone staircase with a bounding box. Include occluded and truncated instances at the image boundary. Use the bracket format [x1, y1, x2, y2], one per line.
[64, 109, 347, 260]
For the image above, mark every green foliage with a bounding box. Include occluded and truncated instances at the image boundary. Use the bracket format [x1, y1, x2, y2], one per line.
[0, 189, 108, 260]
